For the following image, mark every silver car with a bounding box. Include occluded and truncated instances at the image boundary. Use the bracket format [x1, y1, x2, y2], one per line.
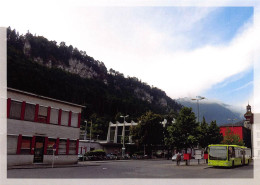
[172, 153, 183, 161]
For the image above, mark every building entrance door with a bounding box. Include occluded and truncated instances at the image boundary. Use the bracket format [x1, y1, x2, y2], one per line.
[33, 137, 45, 163]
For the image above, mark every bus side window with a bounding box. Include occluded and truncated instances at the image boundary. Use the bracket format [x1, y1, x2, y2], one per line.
[232, 147, 235, 158]
[228, 147, 232, 160]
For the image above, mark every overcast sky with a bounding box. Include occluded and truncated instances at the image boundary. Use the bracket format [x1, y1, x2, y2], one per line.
[1, 0, 259, 113]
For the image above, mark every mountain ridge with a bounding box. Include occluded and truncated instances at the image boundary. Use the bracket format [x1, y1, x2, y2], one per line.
[177, 98, 244, 125]
[7, 27, 182, 140]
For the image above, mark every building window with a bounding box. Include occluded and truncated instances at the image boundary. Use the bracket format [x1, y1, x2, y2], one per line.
[46, 138, 56, 155]
[110, 127, 116, 142]
[61, 110, 69, 126]
[24, 103, 35, 121]
[20, 136, 32, 154]
[50, 108, 59, 124]
[9, 100, 22, 119]
[71, 112, 78, 127]
[7, 135, 18, 154]
[58, 139, 67, 155]
[37, 106, 48, 123]
[69, 140, 77, 155]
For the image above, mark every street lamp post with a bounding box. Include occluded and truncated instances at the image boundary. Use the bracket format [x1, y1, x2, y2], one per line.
[84, 120, 88, 140]
[90, 120, 92, 141]
[161, 119, 167, 159]
[120, 115, 129, 158]
[191, 96, 205, 123]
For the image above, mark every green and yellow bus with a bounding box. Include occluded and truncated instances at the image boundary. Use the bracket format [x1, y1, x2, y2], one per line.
[208, 144, 251, 167]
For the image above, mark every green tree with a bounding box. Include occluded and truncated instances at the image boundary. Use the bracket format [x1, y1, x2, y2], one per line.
[222, 127, 244, 146]
[198, 117, 209, 148]
[131, 111, 164, 155]
[207, 120, 223, 145]
[167, 107, 199, 152]
[86, 114, 109, 140]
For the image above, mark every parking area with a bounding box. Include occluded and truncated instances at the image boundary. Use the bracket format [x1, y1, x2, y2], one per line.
[7, 159, 253, 179]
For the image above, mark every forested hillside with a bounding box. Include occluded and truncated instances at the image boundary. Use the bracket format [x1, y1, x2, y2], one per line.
[7, 27, 182, 139]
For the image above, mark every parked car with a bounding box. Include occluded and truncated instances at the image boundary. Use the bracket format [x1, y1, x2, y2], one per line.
[78, 154, 87, 161]
[106, 153, 118, 160]
[86, 150, 107, 161]
[172, 153, 183, 161]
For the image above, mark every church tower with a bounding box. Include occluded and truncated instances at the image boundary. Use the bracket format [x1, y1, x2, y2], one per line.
[244, 103, 254, 157]
[244, 103, 253, 129]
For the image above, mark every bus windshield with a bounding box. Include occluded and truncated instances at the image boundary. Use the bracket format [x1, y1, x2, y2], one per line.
[209, 146, 227, 160]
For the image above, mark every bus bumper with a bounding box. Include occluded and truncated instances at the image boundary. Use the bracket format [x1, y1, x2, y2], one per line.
[208, 160, 231, 167]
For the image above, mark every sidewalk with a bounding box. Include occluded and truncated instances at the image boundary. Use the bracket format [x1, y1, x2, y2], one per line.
[7, 162, 98, 170]
[8, 159, 208, 170]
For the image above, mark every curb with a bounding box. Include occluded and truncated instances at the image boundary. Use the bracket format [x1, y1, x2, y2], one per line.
[7, 163, 99, 170]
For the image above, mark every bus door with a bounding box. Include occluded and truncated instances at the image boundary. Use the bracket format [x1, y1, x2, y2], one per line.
[228, 146, 234, 161]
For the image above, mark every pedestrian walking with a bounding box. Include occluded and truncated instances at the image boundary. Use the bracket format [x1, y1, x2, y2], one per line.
[176, 152, 181, 166]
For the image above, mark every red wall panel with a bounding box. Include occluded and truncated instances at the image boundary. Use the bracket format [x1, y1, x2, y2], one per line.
[46, 107, 51, 124]
[7, 98, 11, 118]
[66, 139, 70, 155]
[76, 139, 79, 155]
[16, 134, 22, 154]
[20, 101, 26, 120]
[220, 126, 243, 140]
[58, 109, 62, 125]
[68, 111, 72, 127]
[31, 136, 36, 155]
[34, 104, 39, 122]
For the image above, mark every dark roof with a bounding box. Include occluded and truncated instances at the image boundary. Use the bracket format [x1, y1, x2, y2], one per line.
[8, 87, 85, 108]
[221, 120, 244, 127]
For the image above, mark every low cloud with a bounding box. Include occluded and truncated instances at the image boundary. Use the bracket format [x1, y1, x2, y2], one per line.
[138, 20, 256, 99]
[1, 6, 257, 108]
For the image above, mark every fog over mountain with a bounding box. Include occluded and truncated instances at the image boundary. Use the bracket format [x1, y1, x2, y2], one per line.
[177, 98, 244, 125]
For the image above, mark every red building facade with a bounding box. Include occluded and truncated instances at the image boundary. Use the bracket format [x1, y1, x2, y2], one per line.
[220, 126, 251, 148]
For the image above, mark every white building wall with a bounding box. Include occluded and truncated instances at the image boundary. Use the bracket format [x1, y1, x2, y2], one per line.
[8, 119, 80, 139]
[43, 155, 78, 164]
[254, 113, 260, 159]
[7, 155, 34, 166]
[7, 155, 78, 166]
